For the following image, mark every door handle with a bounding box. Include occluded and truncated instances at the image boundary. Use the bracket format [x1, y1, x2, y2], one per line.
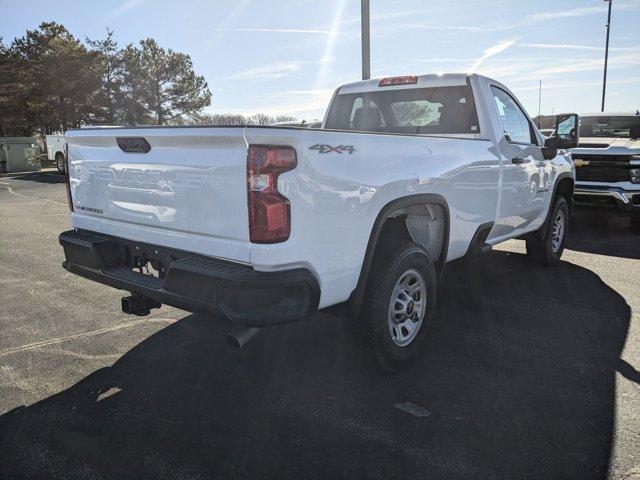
[511, 157, 530, 164]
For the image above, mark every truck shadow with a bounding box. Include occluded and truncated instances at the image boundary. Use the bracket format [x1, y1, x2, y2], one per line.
[567, 209, 640, 259]
[0, 251, 631, 479]
[6, 171, 66, 184]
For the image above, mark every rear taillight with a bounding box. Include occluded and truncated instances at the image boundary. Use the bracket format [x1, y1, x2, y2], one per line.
[64, 142, 73, 212]
[247, 145, 296, 243]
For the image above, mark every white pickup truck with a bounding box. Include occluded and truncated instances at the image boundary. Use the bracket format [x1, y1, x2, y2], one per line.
[45, 134, 67, 173]
[571, 112, 640, 227]
[59, 73, 578, 370]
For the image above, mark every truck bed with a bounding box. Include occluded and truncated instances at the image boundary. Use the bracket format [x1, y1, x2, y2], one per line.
[66, 125, 498, 307]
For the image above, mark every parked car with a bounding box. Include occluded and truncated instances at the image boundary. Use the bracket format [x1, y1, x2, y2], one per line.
[571, 112, 640, 227]
[59, 73, 578, 370]
[45, 134, 67, 173]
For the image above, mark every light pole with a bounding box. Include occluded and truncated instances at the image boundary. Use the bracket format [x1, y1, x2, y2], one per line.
[537, 80, 542, 128]
[361, 0, 370, 80]
[601, 0, 613, 112]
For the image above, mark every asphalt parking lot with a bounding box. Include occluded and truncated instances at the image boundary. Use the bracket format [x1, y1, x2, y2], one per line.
[0, 170, 639, 480]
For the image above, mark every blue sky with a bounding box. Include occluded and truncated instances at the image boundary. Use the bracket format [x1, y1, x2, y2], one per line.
[2, 0, 639, 121]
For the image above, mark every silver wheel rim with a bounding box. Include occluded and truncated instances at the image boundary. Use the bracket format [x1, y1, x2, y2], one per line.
[551, 209, 565, 253]
[387, 269, 427, 347]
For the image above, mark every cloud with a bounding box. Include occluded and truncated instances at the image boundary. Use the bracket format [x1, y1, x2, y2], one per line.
[103, 0, 148, 22]
[388, 23, 513, 33]
[228, 62, 302, 81]
[520, 42, 603, 51]
[513, 77, 640, 93]
[225, 57, 336, 82]
[223, 27, 359, 37]
[205, 0, 251, 47]
[528, 1, 640, 22]
[474, 51, 640, 83]
[519, 42, 637, 52]
[469, 38, 520, 72]
[527, 5, 604, 22]
[341, 9, 447, 26]
[532, 52, 640, 77]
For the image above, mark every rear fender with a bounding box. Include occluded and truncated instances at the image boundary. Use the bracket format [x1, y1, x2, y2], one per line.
[346, 194, 450, 316]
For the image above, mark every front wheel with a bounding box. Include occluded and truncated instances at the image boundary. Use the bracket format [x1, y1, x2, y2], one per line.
[55, 153, 65, 174]
[359, 243, 438, 371]
[526, 195, 569, 267]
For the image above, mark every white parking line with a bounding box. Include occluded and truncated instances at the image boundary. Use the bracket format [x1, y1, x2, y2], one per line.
[0, 317, 176, 358]
[0, 184, 67, 206]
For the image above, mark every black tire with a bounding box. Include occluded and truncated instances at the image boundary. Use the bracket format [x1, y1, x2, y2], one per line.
[526, 195, 569, 267]
[359, 242, 438, 372]
[55, 152, 65, 174]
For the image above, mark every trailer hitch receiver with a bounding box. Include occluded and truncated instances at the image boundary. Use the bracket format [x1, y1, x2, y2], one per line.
[121, 294, 161, 316]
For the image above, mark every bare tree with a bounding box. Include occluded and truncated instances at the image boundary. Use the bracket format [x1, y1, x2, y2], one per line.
[193, 113, 298, 126]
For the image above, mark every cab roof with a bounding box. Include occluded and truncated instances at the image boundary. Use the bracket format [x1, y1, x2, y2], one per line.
[337, 73, 487, 95]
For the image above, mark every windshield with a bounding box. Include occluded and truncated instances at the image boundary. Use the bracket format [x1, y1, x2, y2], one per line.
[579, 116, 640, 138]
[324, 85, 480, 135]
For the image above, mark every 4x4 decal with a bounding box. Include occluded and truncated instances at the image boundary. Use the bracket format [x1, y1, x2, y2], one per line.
[309, 144, 356, 154]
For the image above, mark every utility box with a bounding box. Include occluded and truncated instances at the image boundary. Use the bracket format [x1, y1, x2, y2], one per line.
[0, 137, 41, 173]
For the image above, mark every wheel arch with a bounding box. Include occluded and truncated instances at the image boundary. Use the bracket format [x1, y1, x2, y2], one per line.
[540, 173, 574, 236]
[346, 194, 450, 316]
[554, 174, 574, 212]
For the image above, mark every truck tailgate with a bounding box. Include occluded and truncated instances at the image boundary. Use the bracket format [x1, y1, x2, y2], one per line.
[67, 127, 250, 262]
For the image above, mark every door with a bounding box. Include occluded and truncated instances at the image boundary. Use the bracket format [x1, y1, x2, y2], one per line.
[490, 86, 549, 238]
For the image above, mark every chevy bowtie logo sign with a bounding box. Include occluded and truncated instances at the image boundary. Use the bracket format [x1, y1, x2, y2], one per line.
[573, 159, 590, 167]
[309, 144, 356, 154]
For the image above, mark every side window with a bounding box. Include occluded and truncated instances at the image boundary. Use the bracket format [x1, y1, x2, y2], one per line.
[348, 97, 386, 130]
[491, 87, 533, 144]
[349, 97, 363, 128]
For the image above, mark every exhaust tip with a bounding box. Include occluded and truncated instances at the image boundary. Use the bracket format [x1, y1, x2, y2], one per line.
[226, 325, 260, 348]
[226, 333, 241, 348]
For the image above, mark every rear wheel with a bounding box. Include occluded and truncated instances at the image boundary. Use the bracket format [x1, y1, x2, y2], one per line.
[55, 152, 65, 174]
[359, 242, 437, 371]
[526, 195, 569, 267]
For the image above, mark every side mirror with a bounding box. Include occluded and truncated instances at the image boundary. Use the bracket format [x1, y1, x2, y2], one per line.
[542, 113, 579, 159]
[554, 113, 579, 149]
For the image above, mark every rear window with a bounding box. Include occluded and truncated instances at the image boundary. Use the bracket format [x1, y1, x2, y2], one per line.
[580, 116, 640, 138]
[324, 85, 480, 135]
